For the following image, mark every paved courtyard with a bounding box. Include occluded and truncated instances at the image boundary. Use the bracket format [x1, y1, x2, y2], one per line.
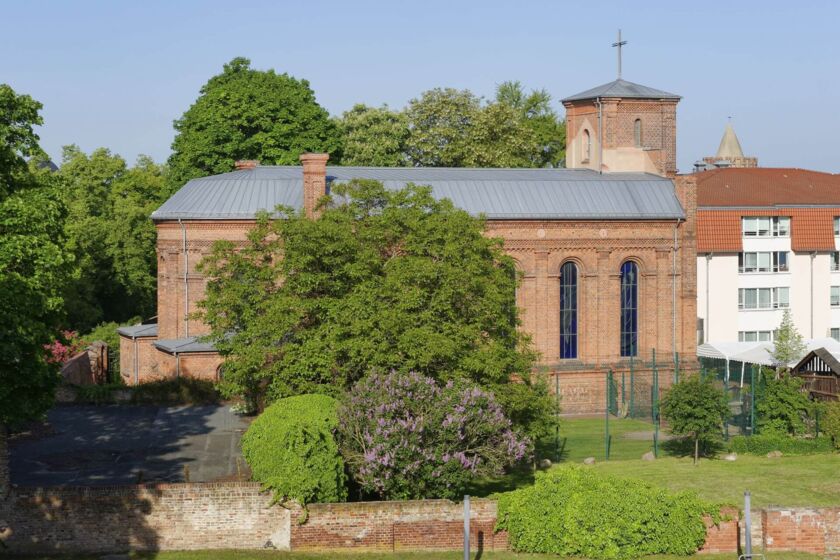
[10, 404, 250, 486]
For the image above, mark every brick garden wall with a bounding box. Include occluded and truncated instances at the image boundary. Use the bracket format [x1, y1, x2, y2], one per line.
[0, 483, 290, 554]
[763, 507, 840, 556]
[0, 480, 740, 555]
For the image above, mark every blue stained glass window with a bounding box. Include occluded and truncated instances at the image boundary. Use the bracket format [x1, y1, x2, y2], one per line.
[560, 262, 578, 359]
[620, 261, 638, 357]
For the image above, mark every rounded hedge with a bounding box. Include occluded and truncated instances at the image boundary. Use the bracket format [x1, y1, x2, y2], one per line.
[241, 394, 347, 505]
[496, 466, 716, 560]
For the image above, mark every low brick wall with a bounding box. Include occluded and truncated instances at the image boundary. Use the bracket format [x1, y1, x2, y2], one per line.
[0, 483, 290, 554]
[763, 507, 840, 556]
[0, 479, 740, 555]
[291, 499, 507, 552]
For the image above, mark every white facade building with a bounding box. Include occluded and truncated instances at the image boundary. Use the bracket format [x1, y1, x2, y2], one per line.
[695, 164, 840, 345]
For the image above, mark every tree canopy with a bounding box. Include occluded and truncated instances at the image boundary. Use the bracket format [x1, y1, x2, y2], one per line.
[660, 376, 730, 464]
[57, 146, 167, 331]
[771, 309, 806, 374]
[198, 180, 553, 437]
[167, 57, 340, 187]
[336, 104, 409, 166]
[0, 84, 73, 426]
[334, 85, 566, 168]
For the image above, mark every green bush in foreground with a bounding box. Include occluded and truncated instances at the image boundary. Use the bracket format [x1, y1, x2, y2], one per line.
[728, 434, 833, 456]
[496, 466, 717, 560]
[242, 394, 347, 507]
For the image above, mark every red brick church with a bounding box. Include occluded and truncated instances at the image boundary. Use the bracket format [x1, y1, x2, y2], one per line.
[119, 77, 697, 413]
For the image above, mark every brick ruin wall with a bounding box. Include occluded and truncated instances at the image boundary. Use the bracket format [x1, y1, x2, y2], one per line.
[0, 481, 738, 555]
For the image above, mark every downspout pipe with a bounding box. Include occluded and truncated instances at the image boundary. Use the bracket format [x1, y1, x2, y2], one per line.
[596, 97, 604, 174]
[672, 220, 680, 360]
[178, 219, 189, 338]
[810, 252, 815, 338]
[705, 253, 711, 344]
[133, 336, 139, 386]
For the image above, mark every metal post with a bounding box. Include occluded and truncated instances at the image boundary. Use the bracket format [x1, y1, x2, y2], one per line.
[606, 370, 611, 461]
[629, 355, 635, 417]
[463, 494, 470, 560]
[555, 372, 560, 461]
[653, 349, 659, 458]
[744, 490, 752, 558]
[621, 371, 626, 409]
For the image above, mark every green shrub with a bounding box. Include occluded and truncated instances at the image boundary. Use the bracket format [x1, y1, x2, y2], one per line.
[660, 375, 730, 463]
[756, 373, 810, 436]
[130, 378, 219, 404]
[728, 433, 833, 455]
[496, 466, 716, 560]
[824, 401, 840, 449]
[74, 382, 124, 404]
[242, 394, 347, 507]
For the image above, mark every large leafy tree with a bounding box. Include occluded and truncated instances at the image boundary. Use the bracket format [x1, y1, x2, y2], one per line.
[0, 84, 73, 426]
[167, 57, 340, 187]
[661, 376, 730, 464]
[335, 104, 408, 166]
[496, 80, 566, 167]
[403, 87, 544, 168]
[58, 146, 166, 331]
[198, 180, 553, 437]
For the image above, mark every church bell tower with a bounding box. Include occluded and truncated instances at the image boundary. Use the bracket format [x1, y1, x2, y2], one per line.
[562, 31, 681, 177]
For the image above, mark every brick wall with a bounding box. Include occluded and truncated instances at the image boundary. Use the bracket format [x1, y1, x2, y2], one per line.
[290, 499, 507, 552]
[0, 483, 291, 554]
[0, 482, 738, 555]
[763, 507, 840, 556]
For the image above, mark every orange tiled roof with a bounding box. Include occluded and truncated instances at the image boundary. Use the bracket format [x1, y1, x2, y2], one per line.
[695, 168, 840, 253]
[696, 167, 840, 207]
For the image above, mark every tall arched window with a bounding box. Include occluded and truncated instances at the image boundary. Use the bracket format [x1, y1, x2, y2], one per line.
[634, 119, 643, 147]
[620, 261, 638, 357]
[560, 262, 578, 359]
[583, 130, 591, 162]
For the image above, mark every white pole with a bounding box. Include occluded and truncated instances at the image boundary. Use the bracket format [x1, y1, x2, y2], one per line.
[464, 494, 470, 560]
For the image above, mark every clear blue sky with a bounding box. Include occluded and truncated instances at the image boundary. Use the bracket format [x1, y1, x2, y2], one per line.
[3, 0, 838, 173]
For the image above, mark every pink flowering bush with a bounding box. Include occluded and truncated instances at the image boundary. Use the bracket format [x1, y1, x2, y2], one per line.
[43, 330, 86, 364]
[338, 370, 531, 500]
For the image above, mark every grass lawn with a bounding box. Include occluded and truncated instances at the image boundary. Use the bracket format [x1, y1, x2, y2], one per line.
[0, 552, 822, 560]
[592, 453, 840, 508]
[471, 418, 840, 508]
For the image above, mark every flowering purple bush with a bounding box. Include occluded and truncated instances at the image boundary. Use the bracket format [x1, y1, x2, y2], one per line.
[338, 370, 531, 500]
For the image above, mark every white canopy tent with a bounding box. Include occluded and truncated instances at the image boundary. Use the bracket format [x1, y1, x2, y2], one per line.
[697, 338, 840, 386]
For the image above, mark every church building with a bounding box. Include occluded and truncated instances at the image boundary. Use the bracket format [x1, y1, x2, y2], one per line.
[119, 77, 698, 414]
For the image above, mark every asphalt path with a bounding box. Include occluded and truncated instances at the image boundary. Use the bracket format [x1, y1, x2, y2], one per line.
[9, 404, 249, 486]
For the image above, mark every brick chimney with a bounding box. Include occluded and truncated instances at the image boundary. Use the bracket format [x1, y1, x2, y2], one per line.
[300, 153, 330, 218]
[234, 160, 259, 170]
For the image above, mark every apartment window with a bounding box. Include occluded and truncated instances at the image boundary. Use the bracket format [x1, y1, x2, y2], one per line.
[739, 251, 788, 273]
[739, 330, 773, 342]
[834, 217, 840, 236]
[738, 287, 790, 309]
[742, 216, 790, 237]
[832, 286, 840, 307]
[831, 328, 840, 342]
[832, 252, 840, 272]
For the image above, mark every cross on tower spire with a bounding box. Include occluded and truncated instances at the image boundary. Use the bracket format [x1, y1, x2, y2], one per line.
[612, 29, 627, 80]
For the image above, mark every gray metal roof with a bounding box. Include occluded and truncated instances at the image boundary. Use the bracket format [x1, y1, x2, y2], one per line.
[151, 166, 685, 221]
[153, 336, 217, 354]
[117, 323, 159, 338]
[562, 79, 681, 102]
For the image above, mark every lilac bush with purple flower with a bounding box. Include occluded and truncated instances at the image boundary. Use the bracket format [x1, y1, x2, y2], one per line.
[338, 370, 531, 500]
